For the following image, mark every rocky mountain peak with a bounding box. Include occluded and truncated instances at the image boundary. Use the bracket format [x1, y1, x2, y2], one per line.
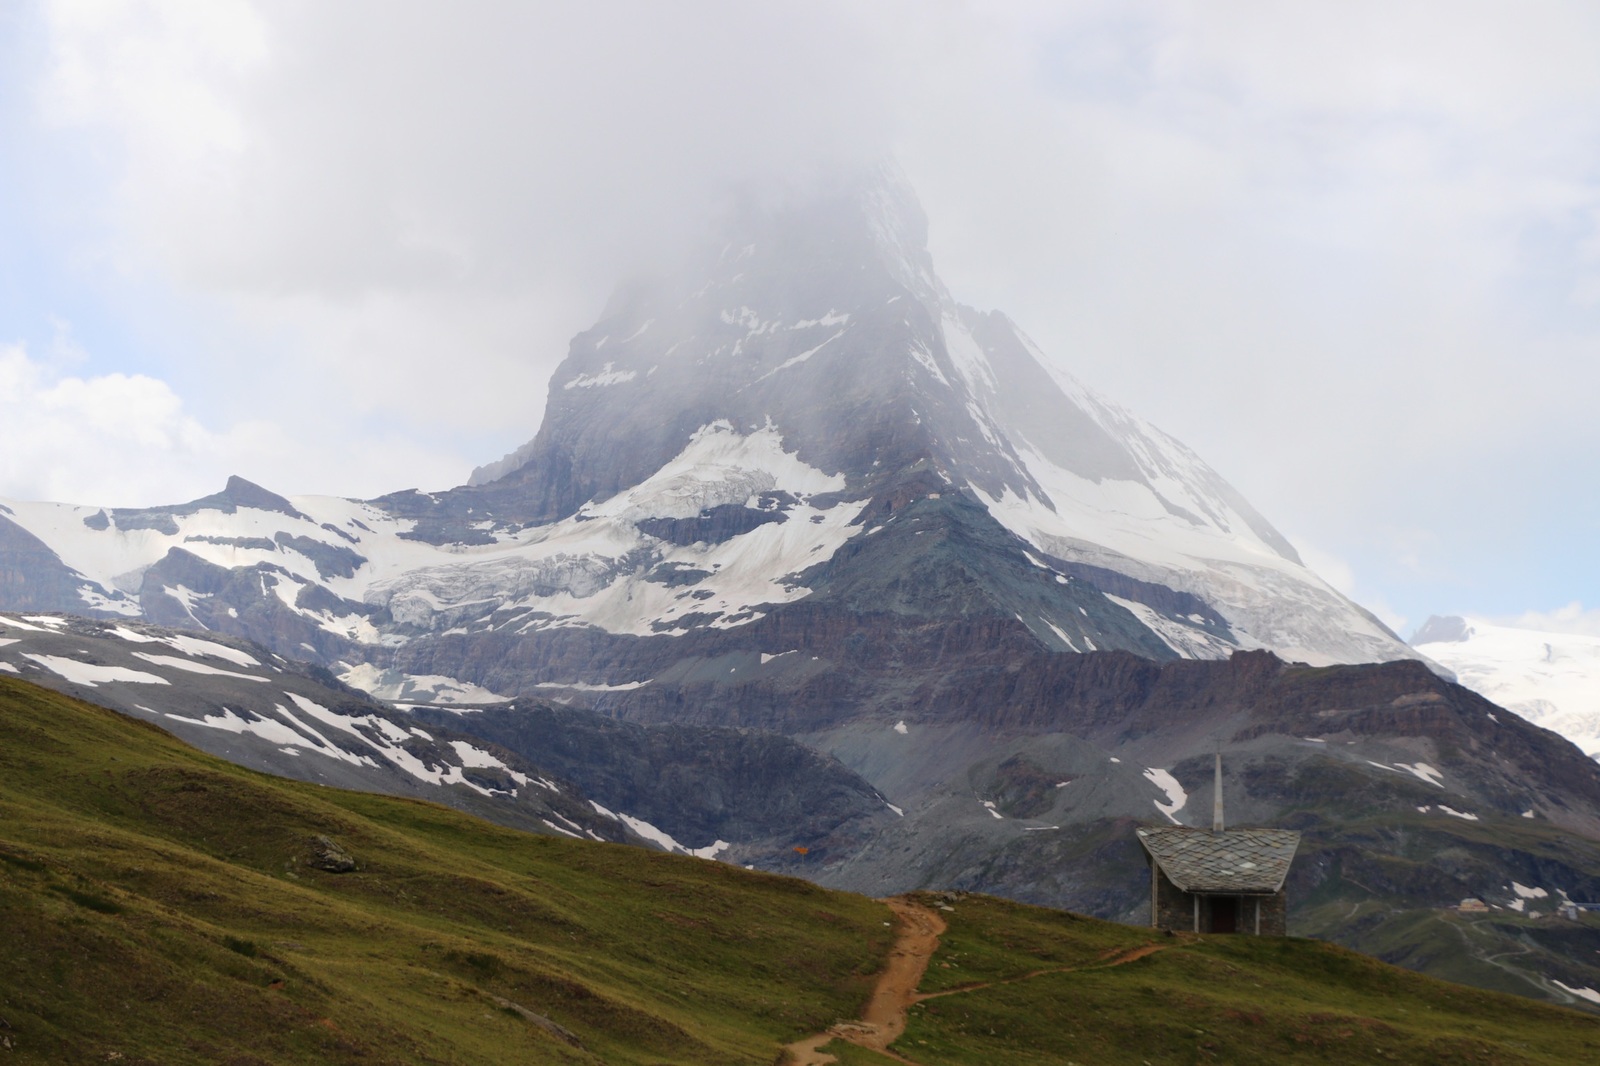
[1411, 615, 1473, 644]
[391, 167, 1414, 668]
[0, 166, 1423, 678]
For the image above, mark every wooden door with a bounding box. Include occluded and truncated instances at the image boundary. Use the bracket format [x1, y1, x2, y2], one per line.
[1210, 896, 1238, 934]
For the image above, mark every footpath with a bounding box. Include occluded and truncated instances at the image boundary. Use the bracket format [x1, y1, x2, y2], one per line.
[783, 896, 1169, 1065]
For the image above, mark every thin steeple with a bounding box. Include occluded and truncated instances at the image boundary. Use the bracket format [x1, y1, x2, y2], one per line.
[1213, 751, 1225, 832]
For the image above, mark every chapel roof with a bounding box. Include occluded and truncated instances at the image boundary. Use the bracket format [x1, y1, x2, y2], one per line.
[1136, 826, 1301, 894]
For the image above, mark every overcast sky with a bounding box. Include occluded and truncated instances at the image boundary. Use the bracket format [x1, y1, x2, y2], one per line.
[2, 0, 1597, 638]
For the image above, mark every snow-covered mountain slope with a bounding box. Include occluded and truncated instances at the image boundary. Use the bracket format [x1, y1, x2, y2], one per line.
[0, 166, 1419, 703]
[0, 610, 899, 864]
[448, 165, 1409, 666]
[1413, 615, 1600, 757]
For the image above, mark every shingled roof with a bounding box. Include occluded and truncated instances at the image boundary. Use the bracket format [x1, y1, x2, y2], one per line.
[1136, 826, 1301, 894]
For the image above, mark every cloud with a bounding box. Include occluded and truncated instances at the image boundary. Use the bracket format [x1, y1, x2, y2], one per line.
[0, 339, 237, 505]
[1502, 602, 1600, 638]
[0, 340, 465, 505]
[8, 0, 1600, 622]
[27, 0, 905, 474]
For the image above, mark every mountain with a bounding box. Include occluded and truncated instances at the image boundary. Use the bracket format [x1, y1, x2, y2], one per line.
[7, 676, 1600, 1064]
[7, 167, 1600, 1008]
[0, 610, 896, 866]
[1413, 615, 1600, 758]
[0, 166, 1412, 687]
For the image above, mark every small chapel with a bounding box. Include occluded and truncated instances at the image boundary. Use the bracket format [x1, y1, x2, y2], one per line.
[1135, 754, 1300, 936]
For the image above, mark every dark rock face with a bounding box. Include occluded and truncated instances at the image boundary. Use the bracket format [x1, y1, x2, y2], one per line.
[185, 535, 279, 551]
[411, 701, 894, 859]
[379, 482, 1202, 736]
[635, 502, 787, 546]
[272, 533, 366, 580]
[109, 475, 308, 535]
[1411, 615, 1472, 643]
[137, 548, 366, 661]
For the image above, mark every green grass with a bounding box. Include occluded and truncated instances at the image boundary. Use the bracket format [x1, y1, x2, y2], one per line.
[6, 675, 1600, 1065]
[0, 678, 890, 1064]
[813, 1040, 904, 1064]
[898, 893, 1600, 1065]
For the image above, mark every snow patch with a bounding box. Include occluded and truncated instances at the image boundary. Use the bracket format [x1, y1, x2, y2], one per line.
[449, 741, 530, 786]
[1396, 762, 1445, 788]
[587, 800, 725, 858]
[22, 654, 170, 687]
[130, 652, 266, 682]
[165, 706, 349, 759]
[1041, 617, 1077, 651]
[747, 328, 846, 385]
[1554, 980, 1600, 1005]
[1144, 768, 1188, 824]
[155, 633, 261, 667]
[340, 663, 511, 705]
[564, 362, 638, 389]
[528, 679, 647, 693]
[164, 585, 212, 625]
[893, 720, 908, 735]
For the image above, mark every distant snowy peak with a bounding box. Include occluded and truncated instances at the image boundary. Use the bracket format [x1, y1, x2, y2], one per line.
[1413, 615, 1600, 757]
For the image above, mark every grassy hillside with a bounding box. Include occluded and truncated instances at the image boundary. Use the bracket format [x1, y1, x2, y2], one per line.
[865, 894, 1600, 1065]
[0, 678, 890, 1064]
[6, 676, 1600, 1064]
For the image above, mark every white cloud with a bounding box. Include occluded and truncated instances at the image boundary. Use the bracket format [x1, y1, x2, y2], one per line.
[0, 340, 464, 506]
[1503, 602, 1600, 638]
[7, 0, 1600, 624]
[28, 0, 901, 468]
[0, 340, 240, 505]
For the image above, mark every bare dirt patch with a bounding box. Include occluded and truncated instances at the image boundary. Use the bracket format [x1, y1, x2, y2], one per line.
[783, 897, 946, 1065]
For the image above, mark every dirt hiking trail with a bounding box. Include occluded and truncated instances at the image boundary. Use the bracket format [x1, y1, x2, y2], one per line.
[783, 897, 945, 1065]
[782, 897, 1171, 1066]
